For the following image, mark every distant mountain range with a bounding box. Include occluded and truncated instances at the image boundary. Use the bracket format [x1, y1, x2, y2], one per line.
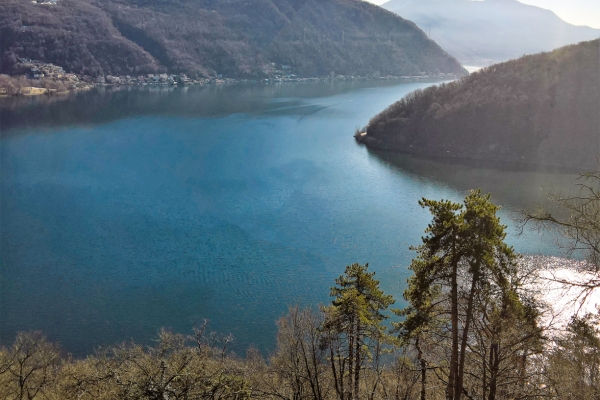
[0, 0, 466, 78]
[382, 0, 600, 65]
[357, 39, 600, 171]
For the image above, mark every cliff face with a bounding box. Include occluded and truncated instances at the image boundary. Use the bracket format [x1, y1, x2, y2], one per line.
[0, 0, 466, 78]
[382, 0, 600, 66]
[360, 40, 600, 171]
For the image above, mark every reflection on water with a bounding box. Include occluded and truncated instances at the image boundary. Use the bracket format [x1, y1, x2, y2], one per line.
[369, 149, 580, 214]
[0, 79, 578, 357]
[0, 80, 435, 133]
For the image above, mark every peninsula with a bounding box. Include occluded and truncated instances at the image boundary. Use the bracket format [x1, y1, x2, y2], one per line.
[356, 39, 600, 171]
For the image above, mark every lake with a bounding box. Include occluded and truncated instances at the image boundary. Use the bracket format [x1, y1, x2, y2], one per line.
[0, 81, 577, 356]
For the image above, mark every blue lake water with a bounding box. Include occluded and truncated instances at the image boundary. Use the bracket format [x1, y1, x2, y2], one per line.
[0, 81, 575, 356]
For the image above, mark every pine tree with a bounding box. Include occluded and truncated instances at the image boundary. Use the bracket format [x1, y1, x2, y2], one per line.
[396, 190, 516, 400]
[322, 263, 394, 400]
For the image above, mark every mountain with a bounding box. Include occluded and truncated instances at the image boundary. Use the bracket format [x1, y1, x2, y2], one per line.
[382, 0, 600, 66]
[0, 0, 161, 77]
[357, 39, 600, 171]
[0, 0, 466, 78]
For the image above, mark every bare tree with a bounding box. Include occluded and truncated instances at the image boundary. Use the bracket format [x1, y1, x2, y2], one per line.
[265, 305, 329, 400]
[522, 169, 600, 296]
[0, 332, 60, 400]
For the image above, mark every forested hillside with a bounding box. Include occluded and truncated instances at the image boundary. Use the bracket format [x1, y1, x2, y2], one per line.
[382, 0, 600, 66]
[0, 0, 466, 78]
[0, 0, 161, 77]
[358, 39, 600, 171]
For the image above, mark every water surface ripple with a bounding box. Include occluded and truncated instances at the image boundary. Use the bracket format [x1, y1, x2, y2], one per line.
[0, 81, 573, 355]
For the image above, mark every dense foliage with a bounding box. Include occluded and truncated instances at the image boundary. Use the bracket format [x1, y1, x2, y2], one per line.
[359, 39, 600, 171]
[0, 0, 466, 78]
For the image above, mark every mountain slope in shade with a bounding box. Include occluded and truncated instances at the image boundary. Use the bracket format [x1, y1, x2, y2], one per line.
[357, 40, 600, 171]
[0, 0, 161, 77]
[382, 0, 600, 65]
[0, 0, 466, 78]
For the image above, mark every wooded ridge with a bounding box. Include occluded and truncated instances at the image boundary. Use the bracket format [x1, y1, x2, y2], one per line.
[357, 39, 600, 171]
[0, 0, 466, 79]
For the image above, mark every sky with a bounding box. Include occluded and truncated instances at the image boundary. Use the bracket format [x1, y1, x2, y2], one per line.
[367, 0, 600, 29]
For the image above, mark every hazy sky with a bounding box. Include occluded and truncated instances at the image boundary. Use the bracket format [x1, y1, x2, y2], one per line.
[367, 0, 600, 29]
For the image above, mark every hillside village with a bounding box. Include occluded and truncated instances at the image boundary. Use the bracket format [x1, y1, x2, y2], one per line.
[1, 0, 467, 93]
[1, 57, 462, 96]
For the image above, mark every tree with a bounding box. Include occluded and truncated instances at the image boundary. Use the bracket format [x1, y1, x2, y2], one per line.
[464, 277, 545, 400]
[0, 332, 60, 400]
[321, 263, 395, 400]
[547, 313, 600, 399]
[522, 169, 600, 295]
[267, 305, 328, 400]
[396, 190, 516, 400]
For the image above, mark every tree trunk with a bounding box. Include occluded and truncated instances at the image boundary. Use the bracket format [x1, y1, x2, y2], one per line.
[310, 338, 323, 400]
[330, 337, 343, 400]
[354, 320, 361, 400]
[448, 253, 459, 400]
[416, 336, 426, 400]
[482, 341, 487, 400]
[300, 338, 320, 400]
[487, 343, 499, 400]
[348, 317, 355, 400]
[455, 273, 479, 400]
[519, 346, 527, 393]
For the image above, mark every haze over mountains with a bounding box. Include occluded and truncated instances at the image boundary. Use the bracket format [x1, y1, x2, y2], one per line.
[382, 0, 600, 65]
[0, 0, 465, 78]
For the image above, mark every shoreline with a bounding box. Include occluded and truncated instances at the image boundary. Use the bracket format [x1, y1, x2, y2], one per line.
[1, 70, 463, 98]
[0, 76, 453, 134]
[355, 133, 592, 174]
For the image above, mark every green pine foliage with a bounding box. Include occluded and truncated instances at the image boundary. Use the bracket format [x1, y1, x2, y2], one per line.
[394, 190, 545, 400]
[323, 263, 395, 400]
